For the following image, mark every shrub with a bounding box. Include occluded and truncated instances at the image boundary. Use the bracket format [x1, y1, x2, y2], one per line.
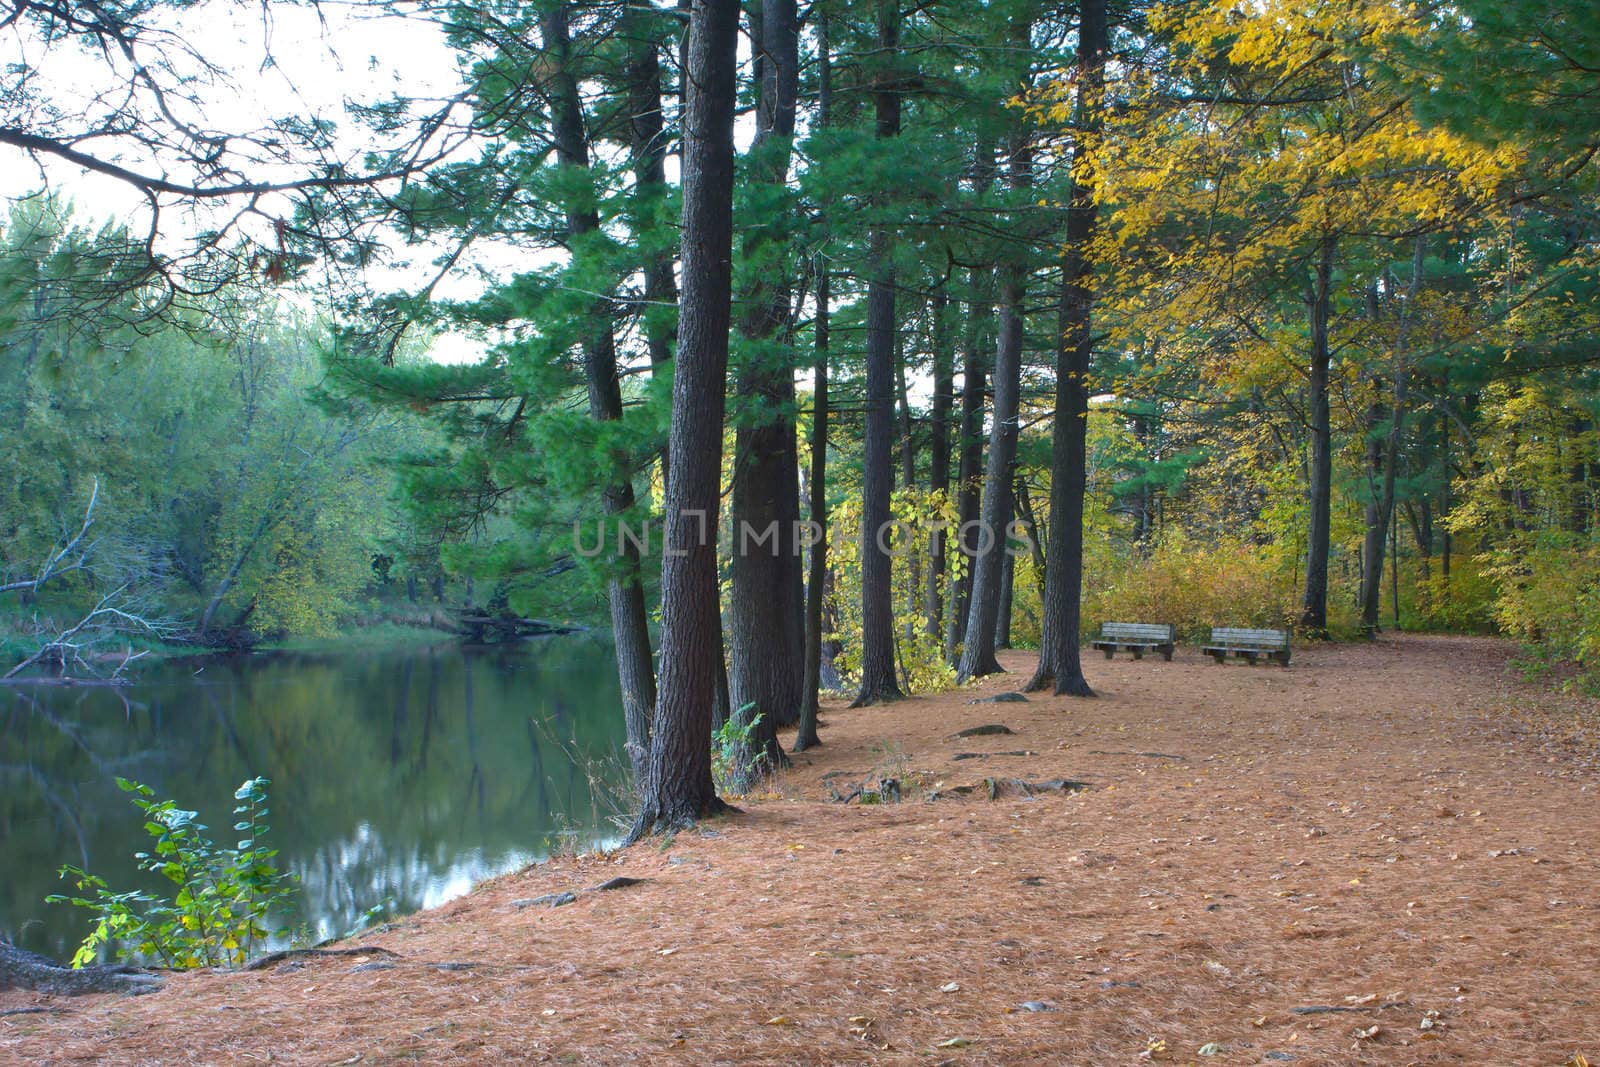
[1083, 533, 1296, 642]
[48, 777, 299, 969]
[1483, 536, 1600, 684]
[712, 706, 764, 796]
[1408, 556, 1499, 634]
[826, 487, 960, 693]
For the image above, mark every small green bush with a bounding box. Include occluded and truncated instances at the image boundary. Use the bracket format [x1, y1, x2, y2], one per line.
[712, 705, 763, 795]
[48, 777, 299, 969]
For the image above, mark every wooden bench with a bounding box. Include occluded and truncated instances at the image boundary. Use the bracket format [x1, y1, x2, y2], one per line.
[1091, 622, 1176, 661]
[1201, 626, 1291, 667]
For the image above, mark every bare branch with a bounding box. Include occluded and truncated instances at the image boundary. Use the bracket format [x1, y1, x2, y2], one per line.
[0, 477, 99, 596]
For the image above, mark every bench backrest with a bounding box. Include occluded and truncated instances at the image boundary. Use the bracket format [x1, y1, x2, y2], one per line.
[1100, 622, 1175, 642]
[1209, 626, 1290, 648]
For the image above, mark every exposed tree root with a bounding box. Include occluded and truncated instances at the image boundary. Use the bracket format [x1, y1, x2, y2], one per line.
[243, 946, 401, 972]
[0, 941, 162, 996]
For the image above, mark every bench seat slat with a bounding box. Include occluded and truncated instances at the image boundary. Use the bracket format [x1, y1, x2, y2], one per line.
[1093, 622, 1175, 662]
[1202, 625, 1291, 667]
[1099, 622, 1174, 640]
[1209, 627, 1289, 643]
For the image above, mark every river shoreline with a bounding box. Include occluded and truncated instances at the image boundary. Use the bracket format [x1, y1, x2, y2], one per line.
[6, 637, 1597, 1065]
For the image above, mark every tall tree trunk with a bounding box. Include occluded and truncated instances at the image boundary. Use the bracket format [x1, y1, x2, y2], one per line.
[628, 1, 679, 488]
[896, 335, 917, 491]
[895, 332, 921, 642]
[545, 3, 657, 787]
[1390, 496, 1401, 628]
[957, 121, 1032, 682]
[1379, 240, 1424, 626]
[1439, 410, 1452, 588]
[852, 0, 905, 706]
[1359, 239, 1422, 636]
[795, 265, 830, 752]
[946, 142, 996, 665]
[995, 543, 1015, 650]
[794, 13, 833, 754]
[727, 0, 803, 778]
[1358, 280, 1385, 635]
[1027, 0, 1103, 696]
[626, 3, 678, 380]
[957, 268, 1023, 681]
[946, 264, 991, 664]
[1408, 497, 1432, 581]
[1013, 476, 1048, 575]
[926, 289, 953, 637]
[1359, 393, 1387, 635]
[1299, 236, 1336, 636]
[1132, 408, 1154, 549]
[712, 620, 731, 734]
[628, 0, 740, 841]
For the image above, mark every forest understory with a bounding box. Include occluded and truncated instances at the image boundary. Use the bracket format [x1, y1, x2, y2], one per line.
[4, 634, 1597, 1066]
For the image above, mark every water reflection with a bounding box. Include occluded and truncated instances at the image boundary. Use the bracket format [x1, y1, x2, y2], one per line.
[0, 638, 628, 961]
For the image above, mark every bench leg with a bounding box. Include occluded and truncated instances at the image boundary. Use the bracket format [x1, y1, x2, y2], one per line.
[1243, 651, 1258, 664]
[1103, 646, 1115, 659]
[1161, 646, 1173, 662]
[1276, 652, 1290, 668]
[1131, 648, 1143, 660]
[1208, 652, 1225, 665]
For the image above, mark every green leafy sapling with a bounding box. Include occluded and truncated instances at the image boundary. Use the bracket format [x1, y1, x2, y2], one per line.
[48, 777, 299, 969]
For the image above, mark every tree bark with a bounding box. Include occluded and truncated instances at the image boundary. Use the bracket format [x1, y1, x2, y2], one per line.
[627, 0, 740, 841]
[1027, 0, 1104, 697]
[895, 332, 921, 642]
[625, 2, 678, 381]
[926, 289, 953, 637]
[795, 264, 830, 752]
[1439, 409, 1452, 587]
[726, 0, 803, 778]
[544, 3, 657, 787]
[1299, 236, 1336, 637]
[0, 940, 161, 995]
[1390, 492, 1401, 629]
[946, 264, 991, 664]
[945, 140, 997, 666]
[995, 540, 1015, 650]
[1359, 391, 1388, 635]
[794, 11, 833, 753]
[626, 0, 680, 490]
[1359, 241, 1423, 635]
[957, 265, 1023, 681]
[957, 120, 1032, 683]
[852, 0, 905, 707]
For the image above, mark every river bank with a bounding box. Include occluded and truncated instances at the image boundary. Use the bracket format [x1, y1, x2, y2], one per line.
[4, 636, 1598, 1065]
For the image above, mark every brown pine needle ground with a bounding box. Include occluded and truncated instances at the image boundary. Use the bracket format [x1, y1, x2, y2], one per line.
[4, 634, 1599, 1065]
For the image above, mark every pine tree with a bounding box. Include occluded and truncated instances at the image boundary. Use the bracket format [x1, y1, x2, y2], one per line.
[628, 0, 742, 839]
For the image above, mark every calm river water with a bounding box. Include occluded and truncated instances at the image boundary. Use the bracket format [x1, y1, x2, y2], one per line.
[0, 638, 628, 962]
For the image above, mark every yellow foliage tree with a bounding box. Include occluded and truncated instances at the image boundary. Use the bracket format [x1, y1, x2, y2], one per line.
[1066, 0, 1522, 633]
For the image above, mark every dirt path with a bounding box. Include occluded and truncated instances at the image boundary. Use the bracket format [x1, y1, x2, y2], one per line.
[4, 635, 1598, 1065]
